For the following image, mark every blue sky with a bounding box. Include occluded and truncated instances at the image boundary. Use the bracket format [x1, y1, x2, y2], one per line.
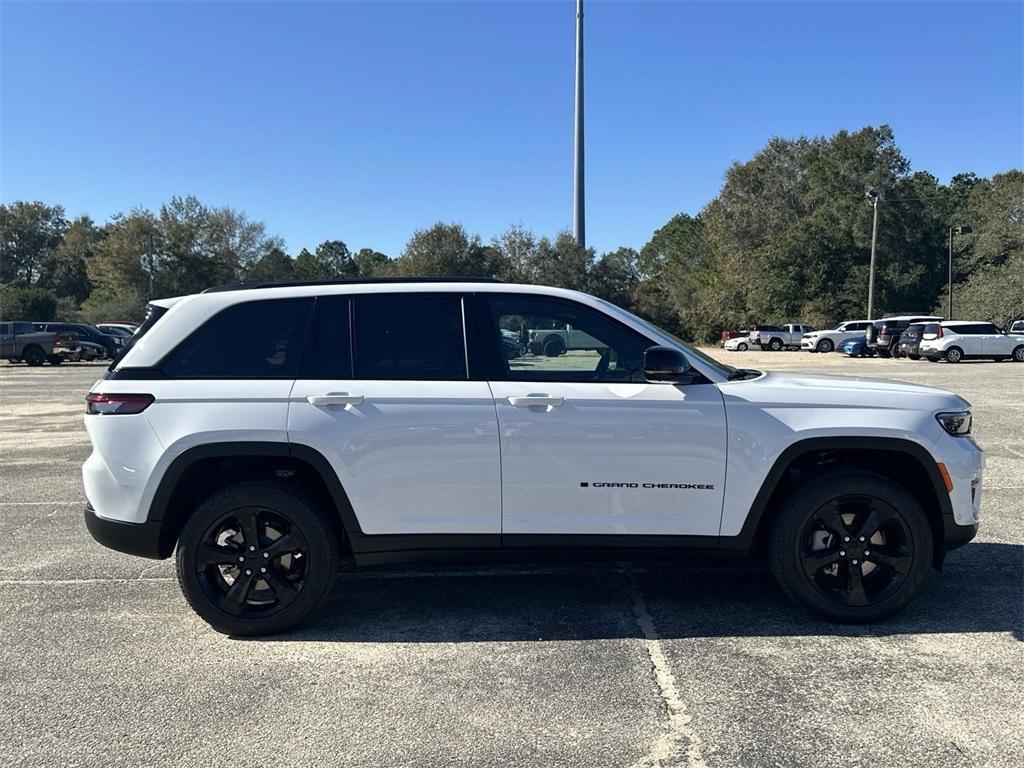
[2, 1, 1021, 256]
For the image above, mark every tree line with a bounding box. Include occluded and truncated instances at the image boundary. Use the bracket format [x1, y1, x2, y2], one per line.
[2, 125, 1020, 339]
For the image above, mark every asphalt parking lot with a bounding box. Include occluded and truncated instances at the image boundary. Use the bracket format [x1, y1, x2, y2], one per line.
[1, 352, 1021, 768]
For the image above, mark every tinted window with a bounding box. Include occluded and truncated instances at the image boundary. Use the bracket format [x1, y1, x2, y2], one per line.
[163, 298, 312, 378]
[302, 297, 353, 379]
[486, 295, 649, 383]
[352, 294, 466, 380]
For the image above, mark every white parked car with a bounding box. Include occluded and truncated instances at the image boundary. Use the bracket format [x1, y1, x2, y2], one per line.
[801, 321, 874, 353]
[1010, 320, 1024, 335]
[723, 333, 751, 351]
[919, 321, 1024, 363]
[83, 279, 982, 635]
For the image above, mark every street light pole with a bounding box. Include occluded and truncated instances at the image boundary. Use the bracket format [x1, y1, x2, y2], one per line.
[573, 0, 585, 247]
[947, 225, 972, 319]
[867, 190, 880, 319]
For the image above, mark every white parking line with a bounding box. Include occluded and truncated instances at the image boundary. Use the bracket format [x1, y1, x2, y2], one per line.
[0, 501, 82, 506]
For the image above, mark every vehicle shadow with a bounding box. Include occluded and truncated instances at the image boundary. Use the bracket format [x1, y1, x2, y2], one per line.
[252, 541, 1022, 643]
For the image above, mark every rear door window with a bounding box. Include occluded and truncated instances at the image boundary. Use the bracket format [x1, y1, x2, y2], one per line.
[351, 294, 467, 381]
[302, 297, 353, 379]
[162, 298, 313, 378]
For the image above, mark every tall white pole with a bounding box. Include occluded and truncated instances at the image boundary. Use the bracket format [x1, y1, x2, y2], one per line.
[573, 0, 585, 247]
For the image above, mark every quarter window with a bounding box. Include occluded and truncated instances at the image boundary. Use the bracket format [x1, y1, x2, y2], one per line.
[162, 298, 312, 378]
[352, 294, 467, 380]
[485, 295, 648, 382]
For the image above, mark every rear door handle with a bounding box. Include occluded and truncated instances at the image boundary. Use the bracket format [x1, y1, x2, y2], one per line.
[307, 392, 364, 407]
[507, 394, 564, 407]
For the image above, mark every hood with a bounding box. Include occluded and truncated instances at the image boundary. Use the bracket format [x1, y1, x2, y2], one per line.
[719, 370, 970, 412]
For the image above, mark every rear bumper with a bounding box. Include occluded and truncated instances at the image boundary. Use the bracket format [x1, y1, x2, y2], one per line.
[84, 503, 165, 559]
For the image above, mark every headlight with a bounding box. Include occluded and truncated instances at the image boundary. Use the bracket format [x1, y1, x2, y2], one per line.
[936, 411, 972, 436]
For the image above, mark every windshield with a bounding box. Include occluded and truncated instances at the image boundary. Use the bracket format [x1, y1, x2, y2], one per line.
[597, 300, 736, 378]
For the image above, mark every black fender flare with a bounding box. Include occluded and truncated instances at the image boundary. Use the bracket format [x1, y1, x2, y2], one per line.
[720, 436, 954, 560]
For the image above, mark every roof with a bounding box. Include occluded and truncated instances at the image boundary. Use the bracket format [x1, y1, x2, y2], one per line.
[202, 276, 503, 293]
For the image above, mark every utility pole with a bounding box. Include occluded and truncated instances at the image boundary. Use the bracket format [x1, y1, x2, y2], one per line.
[573, 0, 585, 247]
[866, 189, 880, 319]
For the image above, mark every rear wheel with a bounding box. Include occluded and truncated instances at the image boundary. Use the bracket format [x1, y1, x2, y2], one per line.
[768, 338, 783, 351]
[23, 346, 45, 367]
[543, 337, 565, 357]
[768, 470, 932, 622]
[816, 339, 834, 353]
[945, 346, 964, 364]
[908, 354, 920, 361]
[175, 481, 339, 636]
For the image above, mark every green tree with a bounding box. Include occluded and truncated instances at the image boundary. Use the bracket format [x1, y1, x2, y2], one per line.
[245, 247, 295, 283]
[0, 202, 69, 287]
[353, 248, 390, 277]
[395, 222, 505, 277]
[0, 286, 58, 320]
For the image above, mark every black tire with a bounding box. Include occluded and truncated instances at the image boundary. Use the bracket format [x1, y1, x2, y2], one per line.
[908, 354, 920, 361]
[23, 345, 45, 367]
[175, 481, 339, 636]
[926, 357, 939, 363]
[737, 342, 748, 351]
[945, 346, 964, 364]
[543, 337, 565, 357]
[768, 470, 932, 623]
[768, 338, 783, 351]
[47, 355, 64, 365]
[816, 339, 834, 353]
[1012, 345, 1024, 363]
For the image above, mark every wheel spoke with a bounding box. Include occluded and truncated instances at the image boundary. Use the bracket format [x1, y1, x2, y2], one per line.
[239, 510, 261, 550]
[852, 505, 896, 542]
[845, 562, 868, 606]
[801, 548, 841, 578]
[263, 534, 300, 560]
[223, 569, 257, 612]
[867, 547, 911, 576]
[816, 504, 849, 539]
[197, 543, 243, 567]
[263, 568, 300, 607]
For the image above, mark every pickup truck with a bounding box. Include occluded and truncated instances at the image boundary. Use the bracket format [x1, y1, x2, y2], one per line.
[529, 325, 608, 357]
[0, 321, 76, 366]
[754, 324, 816, 351]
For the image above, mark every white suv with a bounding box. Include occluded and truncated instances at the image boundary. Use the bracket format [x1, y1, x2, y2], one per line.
[801, 320, 873, 353]
[83, 279, 983, 635]
[919, 321, 1024, 363]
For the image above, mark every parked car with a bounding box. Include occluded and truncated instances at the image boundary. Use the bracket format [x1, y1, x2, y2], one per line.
[746, 324, 780, 349]
[97, 324, 135, 339]
[840, 337, 872, 357]
[723, 332, 751, 351]
[897, 324, 927, 360]
[1010, 319, 1024, 335]
[83, 278, 981, 635]
[801, 321, 873, 353]
[1, 321, 77, 365]
[720, 329, 748, 347]
[98, 322, 138, 335]
[33, 322, 120, 358]
[758, 324, 815, 351]
[919, 321, 1024, 363]
[73, 340, 106, 362]
[866, 315, 943, 358]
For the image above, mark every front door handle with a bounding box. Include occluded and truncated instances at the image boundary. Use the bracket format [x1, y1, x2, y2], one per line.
[307, 392, 365, 407]
[507, 394, 564, 407]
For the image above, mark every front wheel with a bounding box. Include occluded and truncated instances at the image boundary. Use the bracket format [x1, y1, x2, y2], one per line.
[816, 339, 834, 353]
[737, 342, 748, 351]
[1012, 345, 1024, 362]
[175, 481, 340, 636]
[768, 470, 932, 622]
[768, 338, 783, 351]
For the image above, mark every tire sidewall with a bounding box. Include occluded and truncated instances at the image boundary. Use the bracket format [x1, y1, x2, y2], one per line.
[175, 482, 338, 636]
[946, 346, 963, 363]
[768, 471, 933, 623]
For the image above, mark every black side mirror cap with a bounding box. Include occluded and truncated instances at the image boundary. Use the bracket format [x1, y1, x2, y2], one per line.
[643, 345, 690, 383]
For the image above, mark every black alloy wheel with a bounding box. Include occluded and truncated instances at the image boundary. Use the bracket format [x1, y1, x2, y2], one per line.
[796, 496, 913, 608]
[768, 470, 932, 622]
[176, 481, 339, 635]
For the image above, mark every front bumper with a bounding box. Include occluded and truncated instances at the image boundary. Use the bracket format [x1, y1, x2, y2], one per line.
[84, 503, 165, 559]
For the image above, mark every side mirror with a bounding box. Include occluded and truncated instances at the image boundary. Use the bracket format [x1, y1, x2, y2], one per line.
[644, 346, 690, 383]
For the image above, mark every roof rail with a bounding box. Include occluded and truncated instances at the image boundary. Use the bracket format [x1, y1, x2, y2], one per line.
[202, 276, 504, 293]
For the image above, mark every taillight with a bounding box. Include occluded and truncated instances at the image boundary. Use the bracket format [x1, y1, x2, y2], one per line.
[936, 326, 944, 338]
[85, 393, 154, 415]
